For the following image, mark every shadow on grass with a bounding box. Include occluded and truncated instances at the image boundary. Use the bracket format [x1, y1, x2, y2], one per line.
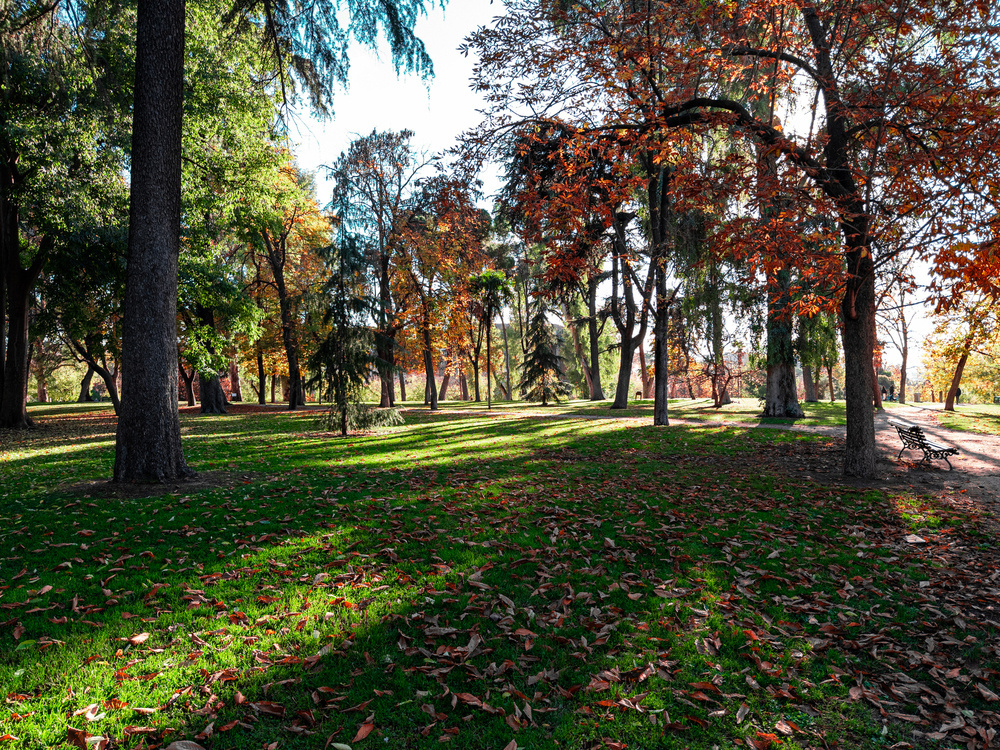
[0, 408, 997, 750]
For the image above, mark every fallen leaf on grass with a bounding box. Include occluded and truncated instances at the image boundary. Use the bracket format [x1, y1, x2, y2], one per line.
[0, 736, 19, 743]
[976, 683, 999, 701]
[164, 742, 208, 750]
[127, 633, 150, 646]
[736, 703, 750, 724]
[352, 723, 374, 742]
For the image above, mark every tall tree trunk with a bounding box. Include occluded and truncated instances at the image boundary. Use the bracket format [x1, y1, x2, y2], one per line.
[256, 350, 265, 405]
[839, 235, 878, 476]
[0, 253, 45, 428]
[802, 364, 818, 402]
[762, 269, 804, 418]
[587, 278, 604, 400]
[179, 363, 196, 406]
[945, 347, 972, 411]
[229, 358, 242, 401]
[422, 306, 437, 411]
[398, 370, 407, 401]
[710, 267, 731, 407]
[639, 346, 651, 398]
[501, 316, 512, 402]
[899, 344, 907, 404]
[460, 372, 469, 400]
[486, 316, 493, 409]
[872, 364, 884, 411]
[653, 269, 670, 425]
[469, 357, 481, 401]
[828, 366, 835, 403]
[438, 371, 450, 402]
[270, 373, 276, 403]
[113, 0, 192, 482]
[79, 365, 96, 402]
[564, 302, 593, 397]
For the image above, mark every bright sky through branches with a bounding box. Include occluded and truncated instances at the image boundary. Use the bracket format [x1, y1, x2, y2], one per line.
[291, 0, 504, 207]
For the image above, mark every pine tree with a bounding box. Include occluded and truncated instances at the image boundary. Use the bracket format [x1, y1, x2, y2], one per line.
[519, 298, 570, 406]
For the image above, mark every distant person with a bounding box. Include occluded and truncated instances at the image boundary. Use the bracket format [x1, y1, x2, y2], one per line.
[881, 386, 887, 401]
[888, 383, 895, 401]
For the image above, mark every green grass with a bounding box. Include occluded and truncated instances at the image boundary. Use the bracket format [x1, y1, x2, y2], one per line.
[0, 402, 997, 750]
[924, 402, 1000, 435]
[403, 397, 851, 427]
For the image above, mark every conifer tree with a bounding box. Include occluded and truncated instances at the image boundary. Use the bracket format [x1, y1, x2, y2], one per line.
[519, 298, 570, 406]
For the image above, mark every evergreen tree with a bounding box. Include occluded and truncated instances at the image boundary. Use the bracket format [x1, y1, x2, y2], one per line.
[519, 298, 570, 406]
[308, 231, 377, 436]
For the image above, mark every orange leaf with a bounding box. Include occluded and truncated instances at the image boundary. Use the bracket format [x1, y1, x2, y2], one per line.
[352, 722, 375, 742]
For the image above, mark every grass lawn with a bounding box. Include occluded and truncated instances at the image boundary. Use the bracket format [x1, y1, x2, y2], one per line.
[921, 403, 1000, 436]
[1, 402, 998, 750]
[405, 397, 851, 428]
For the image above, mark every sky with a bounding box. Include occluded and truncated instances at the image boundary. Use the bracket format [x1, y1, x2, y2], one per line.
[289, 0, 505, 206]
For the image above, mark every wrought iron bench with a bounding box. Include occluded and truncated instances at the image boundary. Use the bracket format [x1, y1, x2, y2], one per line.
[887, 418, 959, 470]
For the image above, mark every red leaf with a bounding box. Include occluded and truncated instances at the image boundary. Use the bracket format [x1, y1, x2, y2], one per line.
[352, 722, 375, 742]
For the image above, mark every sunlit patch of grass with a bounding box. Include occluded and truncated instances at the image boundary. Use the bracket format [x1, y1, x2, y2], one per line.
[0, 402, 996, 749]
[931, 402, 1000, 435]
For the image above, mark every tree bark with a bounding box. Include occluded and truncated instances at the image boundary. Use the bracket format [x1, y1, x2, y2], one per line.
[899, 344, 907, 404]
[199, 373, 227, 414]
[762, 270, 804, 418]
[421, 304, 437, 411]
[78, 365, 96, 402]
[586, 277, 604, 400]
[438, 371, 450, 402]
[179, 363, 196, 406]
[802, 364, 818, 402]
[256, 349, 266, 404]
[113, 0, 192, 482]
[945, 348, 971, 411]
[639, 345, 651, 398]
[229, 358, 242, 401]
[398, 369, 407, 401]
[459, 372, 469, 400]
[0, 245, 46, 428]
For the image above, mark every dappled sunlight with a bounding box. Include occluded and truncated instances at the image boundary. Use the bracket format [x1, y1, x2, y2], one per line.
[1, 408, 998, 750]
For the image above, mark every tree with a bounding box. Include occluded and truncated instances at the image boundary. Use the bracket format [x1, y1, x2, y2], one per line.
[469, 269, 513, 409]
[114, 0, 441, 480]
[468, 0, 1000, 477]
[326, 130, 432, 406]
[2, 4, 129, 429]
[519, 295, 570, 406]
[308, 229, 375, 436]
[397, 175, 488, 411]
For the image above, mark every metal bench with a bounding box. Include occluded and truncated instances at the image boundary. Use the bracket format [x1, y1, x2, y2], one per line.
[888, 418, 959, 470]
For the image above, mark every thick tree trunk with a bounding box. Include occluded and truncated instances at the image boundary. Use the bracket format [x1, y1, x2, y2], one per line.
[763, 270, 804, 418]
[199, 373, 227, 414]
[0, 261, 41, 428]
[438, 371, 450, 402]
[229, 359, 242, 401]
[460, 372, 469, 400]
[398, 370, 407, 401]
[802, 364, 818, 402]
[79, 366, 96, 402]
[113, 0, 192, 482]
[270, 373, 276, 403]
[179, 363, 196, 406]
[840, 243, 878, 477]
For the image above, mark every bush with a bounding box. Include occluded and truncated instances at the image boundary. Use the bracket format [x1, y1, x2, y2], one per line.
[319, 402, 404, 433]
